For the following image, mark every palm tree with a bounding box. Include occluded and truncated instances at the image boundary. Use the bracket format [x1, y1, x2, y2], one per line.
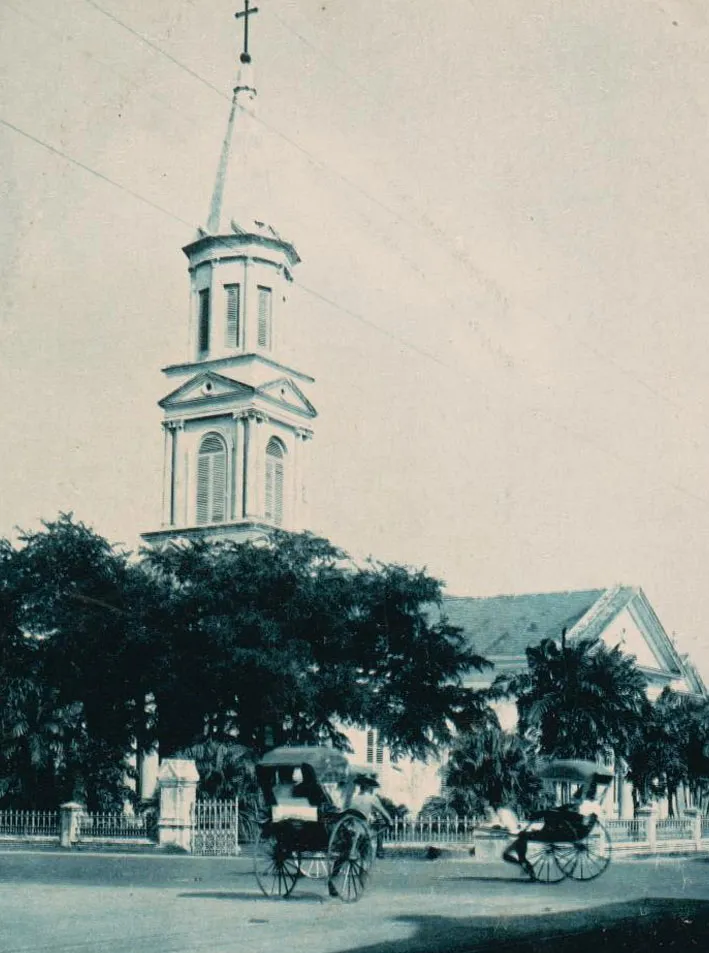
[628, 689, 709, 815]
[0, 676, 85, 809]
[175, 739, 264, 841]
[444, 723, 543, 818]
[506, 632, 649, 764]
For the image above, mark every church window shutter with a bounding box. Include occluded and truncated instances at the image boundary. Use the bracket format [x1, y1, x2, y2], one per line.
[273, 459, 284, 525]
[264, 461, 274, 518]
[196, 432, 227, 524]
[257, 286, 272, 349]
[196, 454, 211, 524]
[225, 284, 240, 348]
[264, 437, 285, 525]
[198, 288, 211, 356]
[210, 451, 226, 522]
[366, 729, 384, 765]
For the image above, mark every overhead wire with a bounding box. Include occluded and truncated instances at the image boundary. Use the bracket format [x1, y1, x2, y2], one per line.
[270, 1, 700, 423]
[77, 0, 708, 444]
[74, 0, 683, 424]
[4, 109, 709, 525]
[0, 117, 193, 228]
[0, 2, 677, 405]
[0, 0, 206, 131]
[3, 4, 709, 519]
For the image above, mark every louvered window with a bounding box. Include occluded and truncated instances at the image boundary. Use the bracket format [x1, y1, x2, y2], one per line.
[225, 284, 240, 348]
[196, 433, 227, 525]
[264, 437, 284, 525]
[257, 286, 272, 349]
[198, 288, 211, 356]
[366, 729, 384, 765]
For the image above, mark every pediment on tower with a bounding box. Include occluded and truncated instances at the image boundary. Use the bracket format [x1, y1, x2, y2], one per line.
[159, 371, 255, 409]
[256, 378, 317, 419]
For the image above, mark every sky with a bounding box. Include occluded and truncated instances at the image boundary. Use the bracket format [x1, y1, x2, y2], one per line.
[2, 0, 709, 677]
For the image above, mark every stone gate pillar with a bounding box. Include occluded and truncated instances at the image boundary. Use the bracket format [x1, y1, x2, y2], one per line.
[60, 801, 84, 848]
[637, 805, 657, 853]
[157, 758, 200, 851]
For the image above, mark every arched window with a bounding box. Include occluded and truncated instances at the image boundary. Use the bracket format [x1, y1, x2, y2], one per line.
[264, 437, 285, 526]
[196, 433, 227, 525]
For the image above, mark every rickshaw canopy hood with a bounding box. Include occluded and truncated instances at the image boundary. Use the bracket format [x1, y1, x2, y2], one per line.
[536, 759, 613, 784]
[258, 746, 350, 777]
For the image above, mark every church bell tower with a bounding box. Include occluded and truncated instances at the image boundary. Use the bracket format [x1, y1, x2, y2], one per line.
[143, 3, 316, 546]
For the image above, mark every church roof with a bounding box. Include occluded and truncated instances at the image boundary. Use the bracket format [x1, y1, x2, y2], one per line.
[441, 588, 606, 657]
[440, 586, 706, 695]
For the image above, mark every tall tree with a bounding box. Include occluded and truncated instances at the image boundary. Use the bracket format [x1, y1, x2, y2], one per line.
[141, 532, 493, 759]
[3, 515, 147, 808]
[444, 722, 543, 818]
[627, 688, 709, 814]
[503, 633, 648, 763]
[1, 519, 495, 803]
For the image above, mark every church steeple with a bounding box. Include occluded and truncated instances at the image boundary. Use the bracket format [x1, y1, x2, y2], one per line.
[206, 59, 257, 236]
[142, 5, 316, 548]
[205, 2, 268, 237]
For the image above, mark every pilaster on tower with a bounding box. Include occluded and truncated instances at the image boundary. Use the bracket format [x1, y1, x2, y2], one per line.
[142, 7, 316, 548]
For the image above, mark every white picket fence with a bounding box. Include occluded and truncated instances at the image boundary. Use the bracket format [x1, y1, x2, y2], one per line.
[0, 809, 60, 842]
[1, 804, 708, 858]
[0, 807, 155, 848]
[78, 811, 154, 844]
[384, 815, 477, 844]
[381, 812, 709, 856]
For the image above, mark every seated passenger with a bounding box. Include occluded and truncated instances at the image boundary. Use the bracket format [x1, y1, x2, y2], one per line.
[502, 783, 598, 870]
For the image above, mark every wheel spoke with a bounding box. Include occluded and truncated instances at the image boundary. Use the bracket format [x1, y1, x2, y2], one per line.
[555, 821, 611, 881]
[327, 814, 373, 902]
[254, 828, 300, 898]
[300, 854, 329, 879]
[526, 841, 566, 883]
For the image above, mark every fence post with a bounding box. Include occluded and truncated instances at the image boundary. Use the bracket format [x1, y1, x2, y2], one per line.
[683, 807, 702, 851]
[59, 802, 84, 848]
[637, 805, 656, 854]
[157, 758, 199, 852]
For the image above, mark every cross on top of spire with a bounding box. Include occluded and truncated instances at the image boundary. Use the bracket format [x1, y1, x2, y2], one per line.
[235, 0, 259, 64]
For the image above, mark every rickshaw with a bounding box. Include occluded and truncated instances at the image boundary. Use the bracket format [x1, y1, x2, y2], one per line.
[252, 746, 379, 902]
[500, 759, 614, 883]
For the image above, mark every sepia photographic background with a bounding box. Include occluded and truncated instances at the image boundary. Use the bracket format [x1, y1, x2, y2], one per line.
[2, 0, 709, 678]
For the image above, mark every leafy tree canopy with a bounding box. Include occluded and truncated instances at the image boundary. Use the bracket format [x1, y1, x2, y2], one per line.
[500, 633, 649, 763]
[444, 723, 543, 818]
[627, 688, 709, 813]
[0, 516, 494, 807]
[0, 516, 142, 808]
[141, 531, 492, 760]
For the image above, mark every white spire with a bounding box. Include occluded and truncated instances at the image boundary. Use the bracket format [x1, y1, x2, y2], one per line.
[204, 5, 278, 240]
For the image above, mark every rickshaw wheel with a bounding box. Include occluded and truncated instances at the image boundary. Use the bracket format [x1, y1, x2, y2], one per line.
[524, 840, 567, 883]
[554, 819, 612, 881]
[327, 814, 374, 902]
[253, 827, 301, 898]
[524, 816, 578, 884]
[299, 853, 329, 879]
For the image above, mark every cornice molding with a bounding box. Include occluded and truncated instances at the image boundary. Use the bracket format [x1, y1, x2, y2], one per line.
[162, 354, 315, 384]
[142, 519, 279, 544]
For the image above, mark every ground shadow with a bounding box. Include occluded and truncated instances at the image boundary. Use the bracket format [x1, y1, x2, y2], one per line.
[332, 898, 709, 953]
[439, 874, 533, 885]
[179, 889, 326, 904]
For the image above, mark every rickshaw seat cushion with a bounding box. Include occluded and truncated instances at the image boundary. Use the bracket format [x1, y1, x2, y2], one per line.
[527, 808, 594, 842]
[271, 802, 319, 823]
